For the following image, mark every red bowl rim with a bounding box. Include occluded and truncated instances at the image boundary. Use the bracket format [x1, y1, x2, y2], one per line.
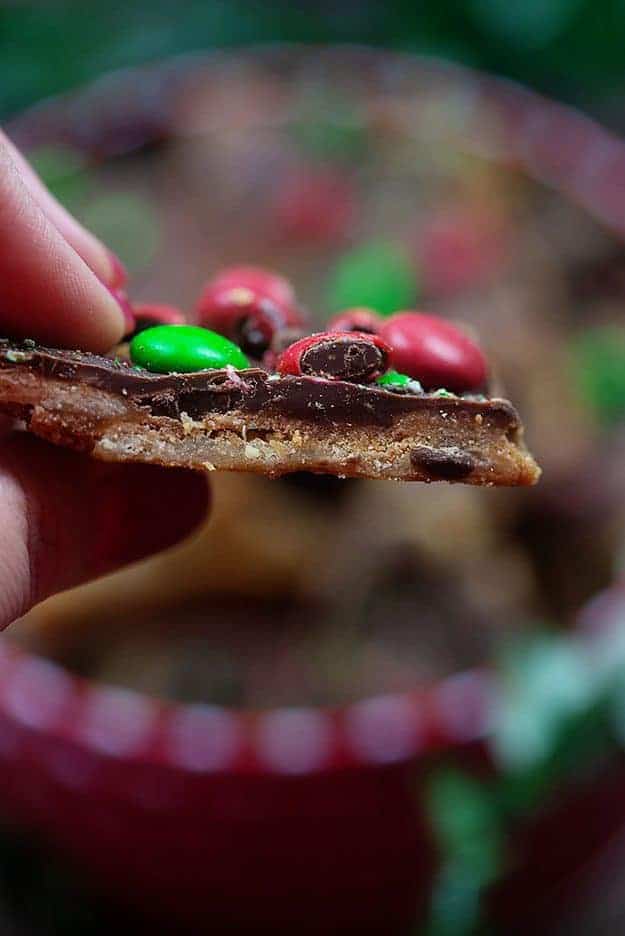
[0, 637, 494, 776]
[2, 578, 622, 779]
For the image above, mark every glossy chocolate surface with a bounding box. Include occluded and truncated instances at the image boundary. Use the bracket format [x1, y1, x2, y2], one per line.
[0, 340, 519, 430]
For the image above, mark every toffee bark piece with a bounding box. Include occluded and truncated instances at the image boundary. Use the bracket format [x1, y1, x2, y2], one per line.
[0, 340, 540, 485]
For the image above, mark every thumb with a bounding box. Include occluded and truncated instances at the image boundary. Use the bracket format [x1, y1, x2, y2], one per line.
[0, 140, 125, 352]
[1, 128, 123, 288]
[0, 433, 209, 629]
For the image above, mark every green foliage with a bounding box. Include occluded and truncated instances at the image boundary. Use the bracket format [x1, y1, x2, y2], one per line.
[1, 0, 624, 123]
[427, 770, 504, 879]
[425, 627, 625, 935]
[426, 770, 504, 936]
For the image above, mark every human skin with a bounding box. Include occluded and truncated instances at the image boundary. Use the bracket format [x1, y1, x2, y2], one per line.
[0, 131, 209, 629]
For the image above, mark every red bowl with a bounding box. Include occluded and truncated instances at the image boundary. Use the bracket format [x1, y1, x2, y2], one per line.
[6, 49, 625, 932]
[1, 631, 625, 934]
[0, 639, 490, 931]
[0, 642, 488, 932]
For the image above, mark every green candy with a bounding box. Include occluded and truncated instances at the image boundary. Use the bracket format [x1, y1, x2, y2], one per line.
[327, 241, 418, 316]
[130, 325, 250, 374]
[377, 369, 412, 388]
[570, 326, 625, 425]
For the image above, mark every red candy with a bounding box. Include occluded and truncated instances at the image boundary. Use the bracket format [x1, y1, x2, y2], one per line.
[419, 211, 507, 298]
[379, 312, 488, 392]
[209, 266, 296, 309]
[132, 303, 186, 330]
[274, 169, 355, 244]
[277, 331, 390, 383]
[327, 308, 383, 334]
[197, 266, 302, 358]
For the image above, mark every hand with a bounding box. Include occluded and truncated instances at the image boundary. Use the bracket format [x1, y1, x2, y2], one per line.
[0, 132, 209, 629]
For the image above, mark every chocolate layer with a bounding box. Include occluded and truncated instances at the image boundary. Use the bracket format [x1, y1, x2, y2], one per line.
[0, 340, 519, 431]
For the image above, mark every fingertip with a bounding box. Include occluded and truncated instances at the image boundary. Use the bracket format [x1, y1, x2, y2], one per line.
[104, 285, 135, 336]
[2, 129, 126, 291]
[0, 438, 211, 626]
[62, 265, 128, 352]
[0, 150, 126, 353]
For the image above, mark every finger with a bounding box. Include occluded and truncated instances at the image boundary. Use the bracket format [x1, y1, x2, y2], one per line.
[1, 128, 126, 288]
[0, 141, 126, 351]
[0, 434, 209, 629]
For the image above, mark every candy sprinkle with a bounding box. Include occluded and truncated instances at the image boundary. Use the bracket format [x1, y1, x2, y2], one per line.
[377, 369, 412, 387]
[129, 324, 250, 374]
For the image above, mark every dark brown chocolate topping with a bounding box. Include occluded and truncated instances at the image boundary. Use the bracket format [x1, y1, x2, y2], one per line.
[300, 336, 386, 382]
[0, 340, 519, 430]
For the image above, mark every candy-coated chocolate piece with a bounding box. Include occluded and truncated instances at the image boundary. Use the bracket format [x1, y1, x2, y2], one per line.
[571, 326, 625, 425]
[419, 210, 506, 297]
[209, 265, 295, 309]
[130, 324, 249, 373]
[380, 312, 487, 392]
[198, 287, 296, 358]
[327, 308, 382, 334]
[274, 168, 355, 243]
[131, 303, 186, 334]
[277, 331, 390, 383]
[197, 267, 302, 358]
[327, 242, 418, 316]
[377, 369, 412, 388]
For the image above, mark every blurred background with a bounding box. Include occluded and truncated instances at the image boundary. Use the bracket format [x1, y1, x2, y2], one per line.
[3, 2, 625, 934]
[4, 0, 625, 124]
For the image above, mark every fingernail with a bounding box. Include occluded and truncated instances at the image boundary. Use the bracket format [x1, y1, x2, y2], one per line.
[107, 250, 128, 289]
[106, 285, 135, 336]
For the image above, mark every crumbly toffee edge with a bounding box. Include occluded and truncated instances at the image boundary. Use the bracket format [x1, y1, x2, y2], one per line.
[0, 340, 540, 485]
